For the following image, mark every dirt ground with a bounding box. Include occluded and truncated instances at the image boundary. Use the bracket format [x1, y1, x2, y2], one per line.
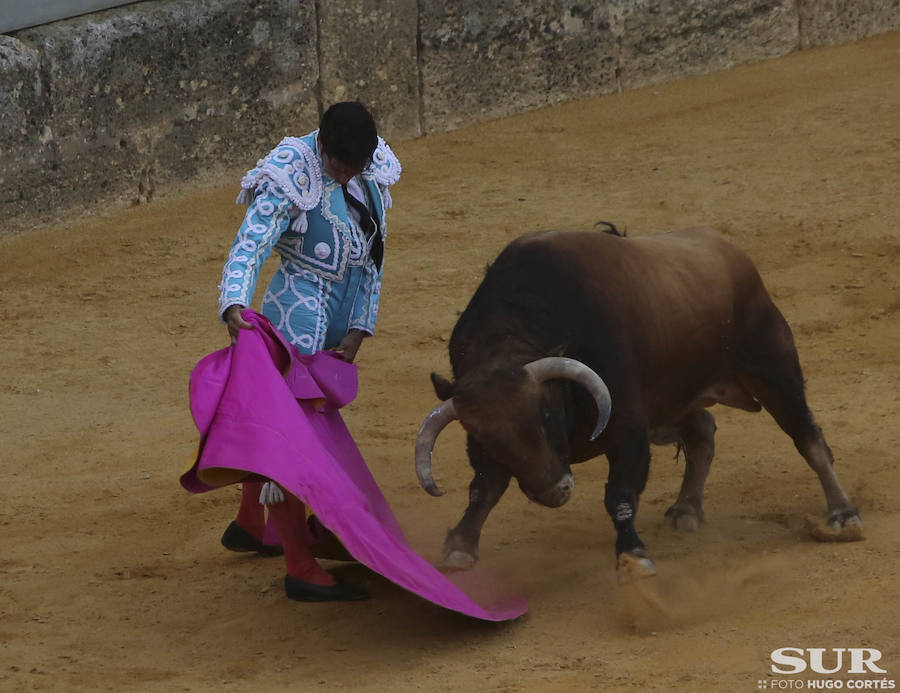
[1, 30, 898, 693]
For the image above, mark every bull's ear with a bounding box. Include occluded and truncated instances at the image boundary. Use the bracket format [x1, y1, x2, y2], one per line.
[430, 372, 455, 401]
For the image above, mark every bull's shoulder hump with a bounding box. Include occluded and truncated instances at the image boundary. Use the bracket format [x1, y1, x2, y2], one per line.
[509, 230, 562, 245]
[509, 229, 619, 249]
[504, 230, 627, 266]
[502, 230, 567, 256]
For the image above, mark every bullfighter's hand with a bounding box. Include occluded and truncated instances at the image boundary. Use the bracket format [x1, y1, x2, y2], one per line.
[331, 329, 367, 363]
[223, 304, 252, 344]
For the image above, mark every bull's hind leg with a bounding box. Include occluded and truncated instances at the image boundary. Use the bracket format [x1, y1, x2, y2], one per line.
[663, 408, 717, 532]
[741, 330, 861, 537]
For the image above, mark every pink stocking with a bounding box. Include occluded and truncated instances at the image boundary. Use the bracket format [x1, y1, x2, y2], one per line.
[267, 492, 335, 586]
[234, 481, 265, 539]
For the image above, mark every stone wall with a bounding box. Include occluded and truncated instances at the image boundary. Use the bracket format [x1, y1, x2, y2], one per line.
[1, 0, 898, 235]
[1, 0, 319, 229]
[798, 0, 900, 48]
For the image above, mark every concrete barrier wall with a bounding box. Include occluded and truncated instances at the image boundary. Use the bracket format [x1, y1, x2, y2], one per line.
[1, 0, 898, 235]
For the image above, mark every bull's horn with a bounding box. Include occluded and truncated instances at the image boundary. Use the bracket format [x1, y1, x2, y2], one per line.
[524, 357, 612, 440]
[415, 399, 458, 496]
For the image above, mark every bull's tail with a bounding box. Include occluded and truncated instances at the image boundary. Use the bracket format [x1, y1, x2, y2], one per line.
[593, 221, 625, 237]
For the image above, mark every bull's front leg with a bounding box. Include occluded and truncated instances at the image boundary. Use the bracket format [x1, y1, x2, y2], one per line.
[605, 427, 656, 576]
[441, 456, 511, 572]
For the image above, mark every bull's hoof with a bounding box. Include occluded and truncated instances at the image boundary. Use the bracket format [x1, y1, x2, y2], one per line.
[439, 550, 478, 572]
[664, 504, 703, 532]
[807, 510, 864, 542]
[617, 550, 657, 582]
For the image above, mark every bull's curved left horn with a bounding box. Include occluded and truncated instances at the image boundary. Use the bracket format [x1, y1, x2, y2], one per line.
[524, 357, 612, 440]
[415, 399, 458, 496]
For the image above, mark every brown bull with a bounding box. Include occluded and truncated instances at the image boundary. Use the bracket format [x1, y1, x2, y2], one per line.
[416, 226, 861, 575]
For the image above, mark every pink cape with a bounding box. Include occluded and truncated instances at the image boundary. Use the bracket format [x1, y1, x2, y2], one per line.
[181, 310, 527, 621]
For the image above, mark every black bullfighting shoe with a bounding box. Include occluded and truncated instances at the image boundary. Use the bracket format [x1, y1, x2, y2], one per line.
[220, 521, 284, 556]
[284, 575, 370, 602]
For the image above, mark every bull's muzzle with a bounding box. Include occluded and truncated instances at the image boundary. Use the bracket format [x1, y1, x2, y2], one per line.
[524, 472, 575, 508]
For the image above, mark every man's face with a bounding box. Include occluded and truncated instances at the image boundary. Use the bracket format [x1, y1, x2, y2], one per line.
[318, 138, 365, 185]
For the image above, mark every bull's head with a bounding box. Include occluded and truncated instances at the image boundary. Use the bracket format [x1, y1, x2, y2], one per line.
[415, 357, 611, 507]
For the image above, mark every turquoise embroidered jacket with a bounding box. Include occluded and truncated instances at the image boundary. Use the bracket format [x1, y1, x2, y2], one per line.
[218, 131, 401, 335]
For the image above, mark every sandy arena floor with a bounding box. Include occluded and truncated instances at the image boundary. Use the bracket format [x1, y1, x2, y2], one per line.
[1, 30, 898, 693]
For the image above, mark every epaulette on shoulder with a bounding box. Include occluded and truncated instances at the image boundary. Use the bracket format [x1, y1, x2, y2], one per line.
[235, 137, 323, 210]
[366, 137, 402, 187]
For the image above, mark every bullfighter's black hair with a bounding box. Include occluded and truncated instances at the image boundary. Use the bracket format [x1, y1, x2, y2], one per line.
[319, 101, 378, 168]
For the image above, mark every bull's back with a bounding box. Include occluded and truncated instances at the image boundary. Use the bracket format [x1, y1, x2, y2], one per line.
[509, 227, 764, 322]
[496, 228, 772, 417]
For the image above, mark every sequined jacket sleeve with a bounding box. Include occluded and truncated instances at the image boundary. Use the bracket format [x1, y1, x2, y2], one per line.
[217, 182, 293, 319]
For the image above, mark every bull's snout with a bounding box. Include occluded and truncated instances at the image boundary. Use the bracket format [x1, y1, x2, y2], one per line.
[524, 473, 574, 508]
